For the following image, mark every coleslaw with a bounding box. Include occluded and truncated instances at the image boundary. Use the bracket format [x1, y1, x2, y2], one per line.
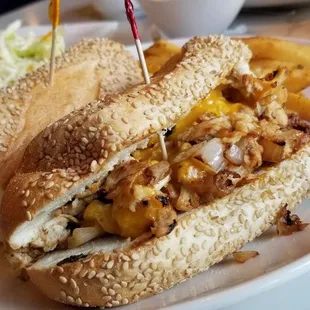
[0, 20, 65, 88]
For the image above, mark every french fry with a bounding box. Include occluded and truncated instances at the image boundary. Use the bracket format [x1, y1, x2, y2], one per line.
[250, 60, 310, 93]
[239, 37, 310, 67]
[144, 40, 181, 74]
[286, 92, 310, 121]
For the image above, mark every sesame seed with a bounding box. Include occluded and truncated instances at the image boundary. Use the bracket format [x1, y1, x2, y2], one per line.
[76, 298, 82, 306]
[106, 274, 115, 280]
[67, 296, 74, 303]
[90, 160, 98, 172]
[89, 126, 97, 132]
[44, 181, 54, 189]
[166, 248, 173, 259]
[26, 211, 32, 221]
[79, 269, 88, 278]
[100, 278, 109, 286]
[59, 276, 68, 284]
[81, 137, 89, 145]
[30, 181, 37, 187]
[70, 278, 77, 289]
[60, 291, 66, 299]
[46, 193, 54, 199]
[56, 266, 64, 274]
[67, 124, 73, 132]
[24, 190, 30, 197]
[108, 288, 116, 296]
[112, 301, 120, 306]
[131, 253, 139, 260]
[101, 286, 108, 294]
[65, 182, 73, 188]
[102, 296, 112, 303]
[122, 261, 129, 270]
[96, 271, 105, 278]
[113, 283, 121, 290]
[121, 255, 130, 261]
[106, 260, 114, 269]
[22, 200, 28, 207]
[87, 270, 96, 279]
[110, 144, 117, 152]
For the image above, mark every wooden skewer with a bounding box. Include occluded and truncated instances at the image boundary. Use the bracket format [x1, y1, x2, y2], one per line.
[48, 0, 60, 87]
[49, 27, 57, 87]
[125, 0, 168, 160]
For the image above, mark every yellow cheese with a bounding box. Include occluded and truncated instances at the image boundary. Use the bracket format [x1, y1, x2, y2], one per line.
[177, 158, 214, 183]
[170, 89, 242, 139]
[132, 88, 243, 162]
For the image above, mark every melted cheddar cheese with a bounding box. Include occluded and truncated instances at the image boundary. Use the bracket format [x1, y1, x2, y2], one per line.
[170, 88, 242, 139]
[177, 158, 215, 184]
[133, 88, 243, 162]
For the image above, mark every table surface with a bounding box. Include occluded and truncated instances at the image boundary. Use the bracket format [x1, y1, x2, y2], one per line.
[1, 1, 310, 310]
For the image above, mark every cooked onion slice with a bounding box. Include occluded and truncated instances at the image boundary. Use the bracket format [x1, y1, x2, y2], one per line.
[194, 138, 225, 172]
[67, 225, 105, 249]
[233, 251, 259, 263]
[277, 205, 309, 236]
[260, 138, 284, 163]
[224, 144, 243, 165]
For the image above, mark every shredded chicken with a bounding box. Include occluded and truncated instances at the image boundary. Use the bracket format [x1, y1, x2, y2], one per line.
[277, 205, 309, 236]
[179, 115, 232, 142]
[288, 113, 310, 135]
[30, 216, 71, 252]
[260, 119, 310, 157]
[238, 136, 263, 169]
[176, 186, 199, 211]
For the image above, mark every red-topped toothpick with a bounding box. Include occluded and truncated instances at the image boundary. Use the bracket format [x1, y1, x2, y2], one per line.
[125, 0, 150, 84]
[125, 0, 167, 160]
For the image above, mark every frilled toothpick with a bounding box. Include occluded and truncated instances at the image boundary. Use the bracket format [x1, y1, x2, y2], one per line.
[125, 0, 168, 160]
[48, 0, 60, 87]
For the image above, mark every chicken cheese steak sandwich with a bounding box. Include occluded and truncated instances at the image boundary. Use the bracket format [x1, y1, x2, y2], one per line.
[2, 36, 310, 308]
[0, 38, 142, 188]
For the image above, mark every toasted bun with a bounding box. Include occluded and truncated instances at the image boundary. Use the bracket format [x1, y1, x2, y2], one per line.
[0, 38, 142, 188]
[1, 36, 250, 249]
[27, 143, 310, 308]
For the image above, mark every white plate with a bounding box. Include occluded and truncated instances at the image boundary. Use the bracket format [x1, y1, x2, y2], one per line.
[244, 0, 310, 7]
[1, 31, 310, 310]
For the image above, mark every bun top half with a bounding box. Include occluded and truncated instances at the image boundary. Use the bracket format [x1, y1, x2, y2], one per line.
[0, 38, 142, 188]
[1, 36, 251, 249]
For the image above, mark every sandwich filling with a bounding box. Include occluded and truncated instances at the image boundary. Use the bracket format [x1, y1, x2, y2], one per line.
[8, 65, 310, 267]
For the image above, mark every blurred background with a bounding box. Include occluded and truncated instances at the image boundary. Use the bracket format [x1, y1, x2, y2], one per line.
[0, 0, 310, 39]
[1, 0, 39, 15]
[0, 0, 310, 43]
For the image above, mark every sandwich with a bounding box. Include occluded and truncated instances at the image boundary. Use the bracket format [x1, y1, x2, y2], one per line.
[0, 38, 142, 188]
[1, 35, 310, 308]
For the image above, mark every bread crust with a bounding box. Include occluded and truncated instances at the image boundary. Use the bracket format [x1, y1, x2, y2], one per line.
[0, 38, 142, 187]
[1, 36, 250, 246]
[27, 143, 310, 308]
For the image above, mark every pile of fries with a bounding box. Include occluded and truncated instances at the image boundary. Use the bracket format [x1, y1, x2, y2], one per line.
[144, 36, 310, 121]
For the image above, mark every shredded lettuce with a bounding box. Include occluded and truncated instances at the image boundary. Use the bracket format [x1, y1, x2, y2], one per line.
[0, 20, 65, 88]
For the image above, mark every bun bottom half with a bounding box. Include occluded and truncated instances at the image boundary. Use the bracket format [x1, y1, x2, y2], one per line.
[27, 143, 310, 308]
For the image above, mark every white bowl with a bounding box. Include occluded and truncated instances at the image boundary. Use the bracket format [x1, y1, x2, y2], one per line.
[137, 0, 245, 37]
[92, 0, 144, 21]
